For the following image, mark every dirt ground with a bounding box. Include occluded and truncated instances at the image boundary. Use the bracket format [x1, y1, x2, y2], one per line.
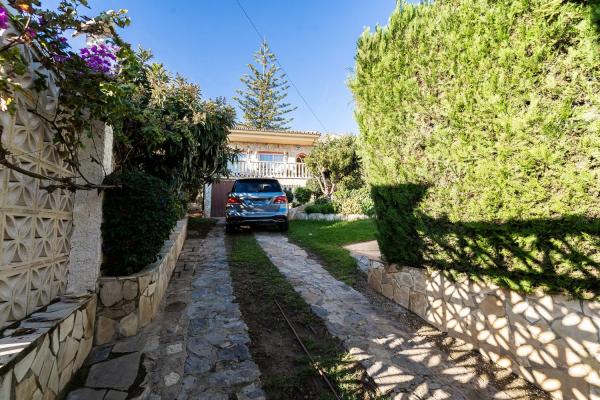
[227, 233, 380, 400]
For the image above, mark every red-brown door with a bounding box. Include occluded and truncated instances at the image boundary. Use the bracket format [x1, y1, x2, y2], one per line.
[210, 180, 235, 217]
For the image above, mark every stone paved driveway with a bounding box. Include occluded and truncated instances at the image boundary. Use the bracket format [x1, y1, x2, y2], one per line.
[67, 226, 264, 400]
[255, 232, 549, 400]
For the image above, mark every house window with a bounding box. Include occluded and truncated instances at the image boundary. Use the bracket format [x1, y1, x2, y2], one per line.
[236, 152, 248, 162]
[258, 152, 285, 162]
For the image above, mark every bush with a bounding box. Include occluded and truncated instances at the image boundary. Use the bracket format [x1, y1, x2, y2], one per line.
[102, 171, 179, 276]
[305, 198, 336, 214]
[284, 188, 294, 203]
[351, 0, 600, 298]
[293, 187, 312, 205]
[306, 178, 323, 198]
[332, 188, 374, 216]
[305, 135, 363, 198]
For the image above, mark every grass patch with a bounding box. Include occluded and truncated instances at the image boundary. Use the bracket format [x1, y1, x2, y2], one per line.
[287, 220, 377, 286]
[228, 233, 381, 400]
[186, 216, 216, 239]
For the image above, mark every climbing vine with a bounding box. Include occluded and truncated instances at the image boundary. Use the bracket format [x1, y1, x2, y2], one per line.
[0, 0, 130, 191]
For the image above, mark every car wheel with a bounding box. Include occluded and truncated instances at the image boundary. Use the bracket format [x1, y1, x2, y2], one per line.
[225, 224, 236, 234]
[278, 221, 289, 232]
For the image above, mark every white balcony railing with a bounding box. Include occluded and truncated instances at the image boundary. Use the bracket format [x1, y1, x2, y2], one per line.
[229, 161, 311, 179]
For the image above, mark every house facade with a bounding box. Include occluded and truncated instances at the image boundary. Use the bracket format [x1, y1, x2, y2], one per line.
[204, 126, 320, 217]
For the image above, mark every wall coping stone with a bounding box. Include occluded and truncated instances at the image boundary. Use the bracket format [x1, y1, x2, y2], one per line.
[0, 295, 96, 398]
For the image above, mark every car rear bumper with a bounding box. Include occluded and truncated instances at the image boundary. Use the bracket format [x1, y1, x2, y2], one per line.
[226, 215, 288, 226]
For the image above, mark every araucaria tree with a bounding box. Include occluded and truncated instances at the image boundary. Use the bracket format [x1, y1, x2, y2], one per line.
[234, 40, 296, 130]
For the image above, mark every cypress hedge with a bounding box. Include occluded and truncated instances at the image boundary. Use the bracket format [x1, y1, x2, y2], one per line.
[350, 0, 600, 298]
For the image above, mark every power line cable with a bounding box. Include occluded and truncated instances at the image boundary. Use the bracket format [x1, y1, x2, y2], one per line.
[234, 0, 327, 132]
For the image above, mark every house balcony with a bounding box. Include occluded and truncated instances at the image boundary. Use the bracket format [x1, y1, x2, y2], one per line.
[228, 161, 311, 187]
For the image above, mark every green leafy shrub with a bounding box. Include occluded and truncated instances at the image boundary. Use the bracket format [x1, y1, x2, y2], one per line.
[102, 172, 179, 276]
[305, 198, 336, 214]
[351, 0, 600, 298]
[332, 188, 374, 216]
[305, 135, 364, 198]
[293, 187, 312, 205]
[306, 178, 323, 198]
[284, 188, 294, 203]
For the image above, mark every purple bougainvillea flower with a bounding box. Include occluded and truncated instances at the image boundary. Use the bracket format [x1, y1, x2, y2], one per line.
[79, 43, 119, 75]
[24, 27, 36, 39]
[0, 7, 9, 30]
[52, 53, 70, 64]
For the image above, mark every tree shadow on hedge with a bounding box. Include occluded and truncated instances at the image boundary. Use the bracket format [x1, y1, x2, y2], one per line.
[371, 184, 600, 298]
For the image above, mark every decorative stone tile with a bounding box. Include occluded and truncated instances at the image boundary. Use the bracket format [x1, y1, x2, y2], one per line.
[58, 336, 78, 370]
[122, 281, 138, 301]
[30, 336, 50, 376]
[0, 269, 29, 325]
[59, 313, 75, 341]
[99, 280, 122, 307]
[0, 373, 11, 399]
[95, 316, 117, 345]
[118, 313, 138, 337]
[14, 348, 37, 382]
[15, 373, 38, 399]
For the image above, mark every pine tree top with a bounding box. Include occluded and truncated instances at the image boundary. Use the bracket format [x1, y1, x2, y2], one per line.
[234, 40, 297, 130]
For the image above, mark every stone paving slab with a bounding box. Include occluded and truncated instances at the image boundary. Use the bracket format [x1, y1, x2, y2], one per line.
[255, 232, 547, 400]
[66, 226, 265, 400]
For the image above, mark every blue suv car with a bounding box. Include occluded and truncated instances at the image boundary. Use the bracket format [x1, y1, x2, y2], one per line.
[225, 178, 289, 233]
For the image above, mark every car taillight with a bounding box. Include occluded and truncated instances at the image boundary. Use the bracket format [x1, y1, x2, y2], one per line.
[273, 195, 288, 204]
[227, 196, 241, 204]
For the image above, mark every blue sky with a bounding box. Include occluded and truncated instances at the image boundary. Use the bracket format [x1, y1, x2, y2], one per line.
[45, 1, 403, 133]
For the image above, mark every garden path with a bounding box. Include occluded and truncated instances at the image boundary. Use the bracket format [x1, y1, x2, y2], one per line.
[67, 226, 265, 400]
[255, 232, 549, 400]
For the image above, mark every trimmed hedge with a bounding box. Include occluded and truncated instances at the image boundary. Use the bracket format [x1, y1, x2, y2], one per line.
[351, 0, 600, 298]
[102, 171, 179, 276]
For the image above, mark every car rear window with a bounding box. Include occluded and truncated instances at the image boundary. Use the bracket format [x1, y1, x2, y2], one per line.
[233, 180, 282, 193]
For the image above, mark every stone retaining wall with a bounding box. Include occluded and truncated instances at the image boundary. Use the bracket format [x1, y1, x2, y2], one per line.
[95, 218, 187, 344]
[0, 295, 96, 399]
[367, 260, 600, 400]
[289, 211, 369, 221]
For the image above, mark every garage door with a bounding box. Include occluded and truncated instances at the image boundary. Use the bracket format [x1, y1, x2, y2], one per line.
[210, 180, 235, 217]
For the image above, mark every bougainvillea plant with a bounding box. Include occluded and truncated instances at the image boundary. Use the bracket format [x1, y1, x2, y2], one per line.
[0, 0, 130, 190]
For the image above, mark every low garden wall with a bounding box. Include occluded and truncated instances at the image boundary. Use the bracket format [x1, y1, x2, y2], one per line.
[0, 295, 96, 399]
[366, 260, 600, 400]
[290, 211, 369, 221]
[95, 218, 187, 344]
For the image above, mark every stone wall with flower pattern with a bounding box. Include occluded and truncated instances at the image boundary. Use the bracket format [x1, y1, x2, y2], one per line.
[0, 27, 74, 330]
[367, 261, 600, 400]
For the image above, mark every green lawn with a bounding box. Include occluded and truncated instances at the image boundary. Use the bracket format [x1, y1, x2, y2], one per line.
[287, 220, 377, 286]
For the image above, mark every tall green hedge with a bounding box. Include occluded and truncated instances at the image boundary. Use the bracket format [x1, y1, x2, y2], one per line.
[102, 172, 179, 276]
[351, 0, 600, 298]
